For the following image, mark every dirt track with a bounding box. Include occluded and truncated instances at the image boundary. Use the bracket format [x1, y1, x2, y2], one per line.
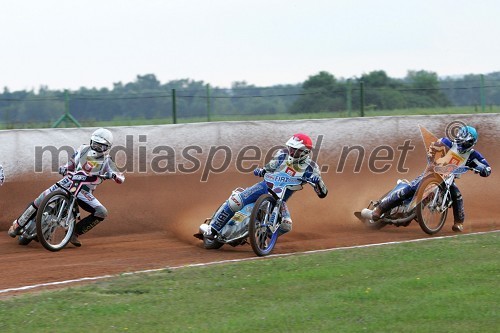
[1, 124, 498, 295]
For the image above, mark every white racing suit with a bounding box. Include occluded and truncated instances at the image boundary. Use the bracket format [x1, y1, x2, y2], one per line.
[210, 148, 328, 236]
[11, 144, 124, 238]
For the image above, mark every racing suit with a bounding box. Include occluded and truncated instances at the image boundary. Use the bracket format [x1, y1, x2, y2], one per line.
[11, 144, 124, 238]
[210, 148, 328, 235]
[376, 137, 491, 223]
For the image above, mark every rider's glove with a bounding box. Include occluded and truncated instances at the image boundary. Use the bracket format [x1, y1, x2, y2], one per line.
[253, 168, 266, 177]
[427, 141, 445, 159]
[58, 166, 67, 176]
[477, 166, 491, 177]
[310, 175, 321, 184]
[104, 171, 115, 179]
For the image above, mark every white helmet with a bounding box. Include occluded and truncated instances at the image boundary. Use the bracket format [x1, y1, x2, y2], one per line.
[89, 128, 113, 157]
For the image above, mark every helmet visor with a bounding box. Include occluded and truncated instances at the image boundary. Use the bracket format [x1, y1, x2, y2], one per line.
[455, 130, 475, 153]
[288, 147, 309, 159]
[91, 140, 110, 153]
[456, 139, 474, 153]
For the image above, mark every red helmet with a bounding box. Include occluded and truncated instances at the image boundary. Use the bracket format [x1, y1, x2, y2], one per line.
[285, 133, 313, 164]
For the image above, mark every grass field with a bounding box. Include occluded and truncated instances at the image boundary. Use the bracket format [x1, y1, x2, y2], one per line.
[63, 106, 500, 128]
[1, 232, 497, 332]
[2, 106, 499, 129]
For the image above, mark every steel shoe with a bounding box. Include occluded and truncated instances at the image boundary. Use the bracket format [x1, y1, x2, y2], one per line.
[361, 207, 382, 221]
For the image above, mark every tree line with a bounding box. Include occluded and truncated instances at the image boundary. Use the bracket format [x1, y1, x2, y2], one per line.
[1, 71, 499, 125]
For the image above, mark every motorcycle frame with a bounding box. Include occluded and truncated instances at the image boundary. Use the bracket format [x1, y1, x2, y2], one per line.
[210, 173, 313, 245]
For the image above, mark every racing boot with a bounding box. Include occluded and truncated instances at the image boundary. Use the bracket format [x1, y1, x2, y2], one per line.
[372, 207, 382, 220]
[452, 222, 464, 232]
[69, 233, 82, 247]
[369, 184, 414, 221]
[278, 202, 293, 236]
[8, 204, 37, 238]
[450, 185, 465, 232]
[278, 217, 293, 236]
[70, 214, 104, 247]
[209, 203, 234, 234]
[450, 185, 465, 227]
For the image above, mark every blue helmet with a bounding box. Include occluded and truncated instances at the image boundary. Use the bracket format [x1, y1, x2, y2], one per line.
[455, 125, 478, 154]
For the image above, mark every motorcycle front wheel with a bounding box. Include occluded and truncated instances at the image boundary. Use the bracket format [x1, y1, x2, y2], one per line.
[35, 190, 75, 252]
[249, 194, 278, 257]
[416, 175, 448, 235]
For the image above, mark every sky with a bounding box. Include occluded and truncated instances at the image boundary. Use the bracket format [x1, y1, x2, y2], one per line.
[1, 0, 499, 91]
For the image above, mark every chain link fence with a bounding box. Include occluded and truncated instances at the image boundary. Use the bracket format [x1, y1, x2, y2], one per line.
[1, 77, 499, 129]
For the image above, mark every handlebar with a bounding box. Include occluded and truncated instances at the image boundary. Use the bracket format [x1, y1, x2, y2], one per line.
[64, 170, 111, 180]
[453, 165, 481, 175]
[299, 177, 316, 186]
[466, 166, 482, 174]
[63, 171, 110, 183]
[260, 170, 318, 187]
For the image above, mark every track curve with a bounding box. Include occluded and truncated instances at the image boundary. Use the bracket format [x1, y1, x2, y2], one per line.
[1, 117, 498, 295]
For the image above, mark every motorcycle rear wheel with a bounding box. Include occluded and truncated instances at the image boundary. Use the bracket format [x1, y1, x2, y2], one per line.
[35, 190, 74, 252]
[249, 194, 278, 257]
[416, 175, 448, 235]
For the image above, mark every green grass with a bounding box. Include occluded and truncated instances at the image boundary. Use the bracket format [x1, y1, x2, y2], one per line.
[1, 106, 498, 129]
[1, 233, 498, 332]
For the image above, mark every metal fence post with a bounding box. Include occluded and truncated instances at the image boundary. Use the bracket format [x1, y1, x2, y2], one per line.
[480, 74, 486, 112]
[206, 83, 211, 122]
[346, 79, 352, 117]
[360, 80, 365, 117]
[52, 90, 81, 128]
[172, 88, 177, 124]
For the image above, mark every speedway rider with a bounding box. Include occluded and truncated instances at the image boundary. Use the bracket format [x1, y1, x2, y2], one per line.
[8, 128, 125, 247]
[201, 133, 328, 238]
[362, 125, 491, 232]
[0, 164, 4, 186]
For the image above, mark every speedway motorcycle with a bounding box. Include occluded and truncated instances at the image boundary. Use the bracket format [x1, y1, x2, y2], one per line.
[14, 171, 105, 249]
[30, 171, 105, 251]
[355, 163, 477, 235]
[194, 171, 315, 256]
